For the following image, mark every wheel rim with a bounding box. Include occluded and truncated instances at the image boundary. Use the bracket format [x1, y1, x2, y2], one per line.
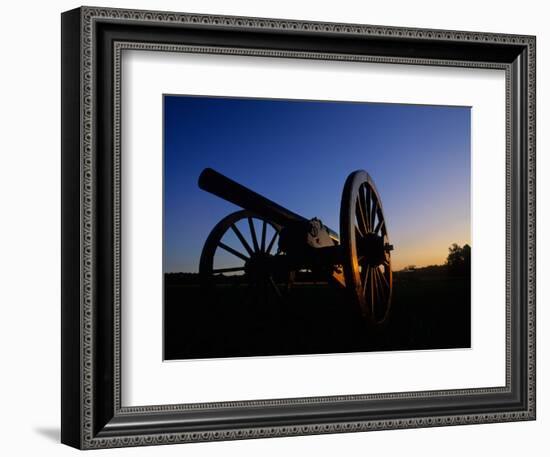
[199, 210, 289, 301]
[340, 170, 392, 324]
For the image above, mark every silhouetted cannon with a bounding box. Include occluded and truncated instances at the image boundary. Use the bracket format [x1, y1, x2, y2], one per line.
[198, 167, 393, 325]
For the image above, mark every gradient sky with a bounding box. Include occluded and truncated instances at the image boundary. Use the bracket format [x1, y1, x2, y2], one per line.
[164, 95, 471, 273]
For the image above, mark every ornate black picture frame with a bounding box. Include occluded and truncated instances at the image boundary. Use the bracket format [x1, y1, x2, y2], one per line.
[61, 6, 536, 449]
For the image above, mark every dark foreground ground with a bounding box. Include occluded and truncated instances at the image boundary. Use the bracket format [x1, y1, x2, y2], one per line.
[164, 272, 470, 360]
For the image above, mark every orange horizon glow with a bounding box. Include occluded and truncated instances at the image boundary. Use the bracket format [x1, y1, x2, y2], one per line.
[390, 232, 471, 271]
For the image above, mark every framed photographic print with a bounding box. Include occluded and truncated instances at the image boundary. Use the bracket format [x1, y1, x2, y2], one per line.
[61, 6, 536, 449]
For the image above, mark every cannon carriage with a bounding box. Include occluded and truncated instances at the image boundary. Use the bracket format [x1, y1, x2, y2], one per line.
[198, 168, 394, 326]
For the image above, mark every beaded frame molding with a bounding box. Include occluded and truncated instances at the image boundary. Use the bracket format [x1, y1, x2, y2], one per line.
[61, 6, 536, 450]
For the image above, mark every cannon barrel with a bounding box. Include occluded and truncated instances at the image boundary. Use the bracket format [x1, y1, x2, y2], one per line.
[198, 168, 309, 227]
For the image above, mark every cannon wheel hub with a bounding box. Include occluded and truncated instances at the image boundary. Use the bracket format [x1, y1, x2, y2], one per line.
[245, 252, 273, 282]
[359, 233, 387, 267]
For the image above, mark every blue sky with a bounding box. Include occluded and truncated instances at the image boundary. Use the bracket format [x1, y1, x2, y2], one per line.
[164, 95, 470, 272]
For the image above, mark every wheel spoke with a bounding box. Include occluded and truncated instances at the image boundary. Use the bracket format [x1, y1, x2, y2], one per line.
[268, 277, 282, 298]
[361, 265, 370, 296]
[376, 266, 389, 288]
[218, 242, 249, 262]
[378, 270, 390, 289]
[371, 269, 379, 309]
[260, 220, 267, 252]
[265, 230, 279, 254]
[370, 198, 378, 231]
[360, 184, 371, 232]
[363, 186, 372, 232]
[248, 217, 260, 252]
[374, 268, 386, 301]
[373, 217, 384, 235]
[355, 225, 364, 241]
[230, 223, 254, 256]
[376, 268, 390, 318]
[356, 195, 369, 236]
[212, 266, 245, 274]
[370, 268, 376, 316]
[373, 271, 384, 318]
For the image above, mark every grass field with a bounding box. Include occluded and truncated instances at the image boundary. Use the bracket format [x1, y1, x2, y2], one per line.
[164, 270, 470, 360]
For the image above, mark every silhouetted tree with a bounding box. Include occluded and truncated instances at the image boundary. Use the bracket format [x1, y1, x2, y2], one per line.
[446, 243, 471, 276]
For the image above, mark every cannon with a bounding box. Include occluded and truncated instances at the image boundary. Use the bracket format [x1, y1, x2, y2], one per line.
[198, 168, 394, 326]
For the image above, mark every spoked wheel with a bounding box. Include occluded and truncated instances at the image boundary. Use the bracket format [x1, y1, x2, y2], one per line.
[199, 210, 292, 304]
[340, 170, 393, 326]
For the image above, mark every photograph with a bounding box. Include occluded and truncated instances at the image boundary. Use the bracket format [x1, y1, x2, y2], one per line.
[163, 95, 472, 360]
[59, 4, 536, 450]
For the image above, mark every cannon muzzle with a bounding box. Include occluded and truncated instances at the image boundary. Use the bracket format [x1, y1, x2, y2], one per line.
[198, 168, 308, 227]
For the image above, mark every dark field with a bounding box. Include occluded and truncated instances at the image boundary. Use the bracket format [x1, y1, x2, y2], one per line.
[164, 269, 470, 360]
